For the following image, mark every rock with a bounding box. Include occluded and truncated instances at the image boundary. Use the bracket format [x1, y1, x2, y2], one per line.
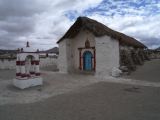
[119, 66, 128, 72]
[111, 67, 122, 77]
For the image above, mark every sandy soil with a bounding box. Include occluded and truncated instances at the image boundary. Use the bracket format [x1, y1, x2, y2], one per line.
[1, 70, 160, 106]
[41, 65, 59, 72]
[1, 82, 160, 120]
[0, 59, 160, 120]
[124, 59, 160, 82]
[0, 69, 15, 80]
[0, 59, 160, 106]
[0, 71, 100, 105]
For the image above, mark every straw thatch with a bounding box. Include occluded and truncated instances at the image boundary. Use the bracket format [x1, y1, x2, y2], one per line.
[57, 17, 146, 48]
[120, 50, 136, 72]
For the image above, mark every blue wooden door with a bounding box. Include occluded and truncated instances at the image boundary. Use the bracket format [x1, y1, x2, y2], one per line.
[83, 51, 92, 70]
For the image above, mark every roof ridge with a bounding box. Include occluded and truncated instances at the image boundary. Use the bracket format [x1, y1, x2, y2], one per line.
[57, 16, 147, 48]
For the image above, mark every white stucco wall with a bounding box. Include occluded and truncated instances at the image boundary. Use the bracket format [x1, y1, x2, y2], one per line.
[58, 30, 96, 73]
[58, 30, 120, 76]
[40, 58, 57, 68]
[72, 30, 95, 71]
[58, 39, 68, 73]
[95, 35, 120, 76]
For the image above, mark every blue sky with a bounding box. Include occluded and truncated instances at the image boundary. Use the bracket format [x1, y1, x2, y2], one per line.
[66, 0, 160, 18]
[65, 0, 160, 49]
[0, 0, 160, 50]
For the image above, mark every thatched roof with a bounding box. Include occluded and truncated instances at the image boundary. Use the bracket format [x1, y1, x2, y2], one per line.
[57, 17, 147, 48]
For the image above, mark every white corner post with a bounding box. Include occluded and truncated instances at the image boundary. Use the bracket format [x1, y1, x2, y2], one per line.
[20, 61, 26, 78]
[35, 60, 40, 76]
[16, 60, 21, 78]
[30, 60, 35, 76]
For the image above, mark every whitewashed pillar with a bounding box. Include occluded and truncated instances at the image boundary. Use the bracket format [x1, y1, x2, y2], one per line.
[35, 60, 40, 76]
[25, 59, 30, 77]
[30, 61, 35, 76]
[20, 61, 26, 78]
[16, 61, 21, 78]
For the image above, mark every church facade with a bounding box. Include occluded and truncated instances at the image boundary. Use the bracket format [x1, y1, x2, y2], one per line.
[57, 17, 147, 76]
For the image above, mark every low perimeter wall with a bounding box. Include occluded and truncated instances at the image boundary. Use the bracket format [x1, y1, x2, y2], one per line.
[0, 58, 57, 70]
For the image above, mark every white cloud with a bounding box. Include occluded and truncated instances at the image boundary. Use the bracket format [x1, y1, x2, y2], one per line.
[0, 0, 160, 50]
[0, 0, 103, 50]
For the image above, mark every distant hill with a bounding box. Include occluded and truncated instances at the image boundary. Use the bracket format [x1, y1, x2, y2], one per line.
[45, 47, 59, 54]
[156, 47, 160, 51]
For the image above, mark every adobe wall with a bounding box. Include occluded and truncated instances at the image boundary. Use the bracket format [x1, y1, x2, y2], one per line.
[58, 31, 120, 76]
[0, 58, 58, 70]
[149, 51, 160, 59]
[119, 45, 150, 72]
[95, 35, 119, 76]
[57, 39, 68, 73]
[72, 30, 95, 71]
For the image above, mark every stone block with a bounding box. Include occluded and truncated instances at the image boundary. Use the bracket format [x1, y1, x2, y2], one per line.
[13, 77, 43, 89]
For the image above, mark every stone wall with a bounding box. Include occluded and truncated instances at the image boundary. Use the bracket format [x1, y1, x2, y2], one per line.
[120, 46, 150, 73]
[148, 51, 160, 59]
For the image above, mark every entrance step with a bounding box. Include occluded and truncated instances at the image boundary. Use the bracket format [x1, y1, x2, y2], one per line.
[78, 70, 95, 75]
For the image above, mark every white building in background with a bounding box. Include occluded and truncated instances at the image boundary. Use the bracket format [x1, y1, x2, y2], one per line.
[13, 42, 43, 89]
[57, 17, 147, 77]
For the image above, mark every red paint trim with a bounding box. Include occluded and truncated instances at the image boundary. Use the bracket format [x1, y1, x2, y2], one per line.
[78, 46, 95, 49]
[79, 50, 82, 70]
[94, 50, 96, 71]
[16, 73, 21, 76]
[21, 74, 27, 78]
[30, 72, 35, 74]
[26, 74, 31, 77]
[78, 46, 96, 71]
[31, 61, 35, 65]
[16, 61, 20, 65]
[20, 61, 25, 65]
[35, 73, 41, 76]
[35, 61, 39, 65]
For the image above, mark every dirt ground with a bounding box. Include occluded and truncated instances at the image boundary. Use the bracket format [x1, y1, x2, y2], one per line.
[0, 69, 15, 80]
[0, 59, 160, 120]
[124, 59, 160, 82]
[1, 82, 160, 120]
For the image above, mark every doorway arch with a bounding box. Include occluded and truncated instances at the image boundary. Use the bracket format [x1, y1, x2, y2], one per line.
[83, 51, 92, 70]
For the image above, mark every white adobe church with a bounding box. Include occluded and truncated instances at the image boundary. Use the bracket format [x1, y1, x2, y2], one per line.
[57, 17, 147, 76]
